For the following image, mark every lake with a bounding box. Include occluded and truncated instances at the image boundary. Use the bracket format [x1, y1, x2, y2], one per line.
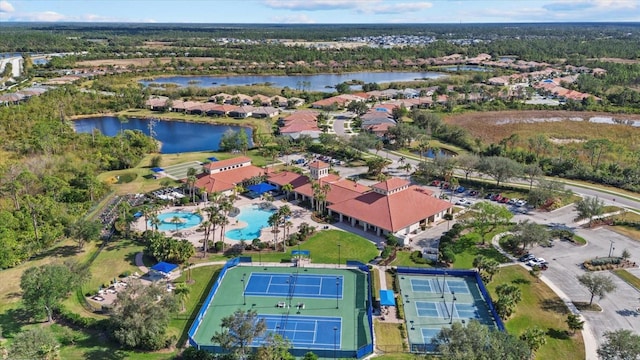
[73, 116, 252, 154]
[139, 71, 447, 92]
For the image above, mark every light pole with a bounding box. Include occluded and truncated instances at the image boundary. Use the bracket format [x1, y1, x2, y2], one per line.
[405, 294, 409, 303]
[441, 271, 447, 298]
[333, 326, 338, 360]
[608, 240, 615, 257]
[449, 292, 456, 324]
[336, 277, 340, 309]
[337, 243, 341, 268]
[241, 273, 246, 305]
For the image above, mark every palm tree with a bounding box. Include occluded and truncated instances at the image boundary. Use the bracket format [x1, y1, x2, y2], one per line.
[268, 212, 281, 250]
[150, 214, 161, 234]
[281, 183, 294, 201]
[170, 215, 182, 232]
[278, 205, 292, 252]
[174, 283, 190, 312]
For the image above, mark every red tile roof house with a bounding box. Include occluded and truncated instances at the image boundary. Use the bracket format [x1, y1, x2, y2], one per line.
[206, 104, 239, 117]
[251, 106, 279, 119]
[267, 160, 453, 240]
[194, 156, 265, 195]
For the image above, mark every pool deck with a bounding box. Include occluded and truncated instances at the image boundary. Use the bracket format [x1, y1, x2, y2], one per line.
[132, 196, 322, 249]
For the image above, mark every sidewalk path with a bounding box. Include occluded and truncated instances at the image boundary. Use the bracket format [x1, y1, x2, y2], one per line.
[134, 252, 149, 273]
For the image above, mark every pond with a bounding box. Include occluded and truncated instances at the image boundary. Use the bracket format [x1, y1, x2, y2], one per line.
[73, 116, 253, 154]
[412, 148, 457, 159]
[139, 71, 447, 92]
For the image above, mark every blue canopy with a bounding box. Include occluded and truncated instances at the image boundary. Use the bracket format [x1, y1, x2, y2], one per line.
[151, 167, 164, 173]
[133, 211, 143, 218]
[292, 250, 310, 257]
[247, 182, 277, 195]
[380, 290, 396, 306]
[151, 261, 178, 275]
[207, 157, 219, 162]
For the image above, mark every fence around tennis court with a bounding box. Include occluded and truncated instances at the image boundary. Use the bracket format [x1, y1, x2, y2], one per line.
[188, 258, 374, 359]
[396, 267, 504, 332]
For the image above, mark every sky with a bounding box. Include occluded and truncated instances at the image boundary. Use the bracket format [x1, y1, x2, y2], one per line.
[0, 0, 638, 24]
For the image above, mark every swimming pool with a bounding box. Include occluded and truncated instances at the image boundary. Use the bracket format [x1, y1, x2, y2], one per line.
[151, 212, 203, 231]
[225, 205, 275, 240]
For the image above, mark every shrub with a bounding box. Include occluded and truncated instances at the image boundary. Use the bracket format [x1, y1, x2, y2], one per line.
[214, 241, 224, 252]
[120, 270, 131, 278]
[410, 250, 432, 265]
[117, 172, 137, 184]
[381, 246, 393, 259]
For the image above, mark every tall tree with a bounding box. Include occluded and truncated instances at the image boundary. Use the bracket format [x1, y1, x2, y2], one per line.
[577, 273, 616, 306]
[251, 334, 295, 360]
[597, 329, 640, 360]
[477, 156, 523, 186]
[8, 327, 60, 360]
[432, 320, 531, 360]
[512, 220, 551, 250]
[468, 202, 513, 245]
[212, 309, 267, 359]
[575, 196, 605, 227]
[20, 263, 79, 323]
[110, 280, 178, 350]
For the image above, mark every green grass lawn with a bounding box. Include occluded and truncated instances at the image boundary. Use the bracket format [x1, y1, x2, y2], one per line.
[486, 265, 585, 360]
[374, 320, 407, 354]
[612, 269, 640, 291]
[389, 251, 433, 268]
[450, 232, 511, 269]
[253, 229, 379, 265]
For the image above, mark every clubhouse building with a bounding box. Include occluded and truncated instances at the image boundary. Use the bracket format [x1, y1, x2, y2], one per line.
[267, 160, 453, 239]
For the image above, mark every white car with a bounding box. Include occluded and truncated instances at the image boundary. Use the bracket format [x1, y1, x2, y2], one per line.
[516, 200, 527, 207]
[526, 258, 546, 267]
[456, 198, 474, 206]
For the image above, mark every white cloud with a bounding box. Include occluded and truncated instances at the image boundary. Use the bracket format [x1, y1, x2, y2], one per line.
[359, 2, 433, 15]
[271, 13, 316, 23]
[264, 0, 381, 11]
[0, 0, 14, 13]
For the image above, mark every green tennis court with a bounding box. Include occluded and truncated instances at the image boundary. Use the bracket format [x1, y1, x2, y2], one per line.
[397, 270, 501, 353]
[162, 161, 202, 180]
[191, 263, 373, 358]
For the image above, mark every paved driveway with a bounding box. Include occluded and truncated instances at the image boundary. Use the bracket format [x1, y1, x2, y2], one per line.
[528, 225, 640, 352]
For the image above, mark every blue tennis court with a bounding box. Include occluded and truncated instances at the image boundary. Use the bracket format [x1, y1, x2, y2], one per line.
[255, 314, 342, 350]
[415, 301, 449, 318]
[410, 278, 438, 293]
[245, 273, 344, 299]
[452, 303, 480, 319]
[446, 279, 470, 294]
[420, 328, 441, 352]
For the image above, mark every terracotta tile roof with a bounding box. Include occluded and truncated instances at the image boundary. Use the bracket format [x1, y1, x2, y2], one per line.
[328, 185, 452, 232]
[203, 156, 252, 171]
[308, 160, 329, 169]
[194, 165, 264, 193]
[267, 171, 310, 187]
[372, 178, 410, 192]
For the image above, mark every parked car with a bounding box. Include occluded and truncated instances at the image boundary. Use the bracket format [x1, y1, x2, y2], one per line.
[456, 198, 474, 206]
[516, 200, 527, 207]
[526, 258, 547, 267]
[485, 193, 494, 199]
[456, 186, 466, 193]
[499, 197, 510, 204]
[491, 194, 503, 201]
[508, 198, 518, 205]
[518, 254, 536, 262]
[442, 182, 450, 189]
[431, 180, 441, 187]
[468, 190, 478, 197]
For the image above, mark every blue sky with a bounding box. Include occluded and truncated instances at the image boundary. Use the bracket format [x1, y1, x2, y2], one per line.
[0, 0, 638, 23]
